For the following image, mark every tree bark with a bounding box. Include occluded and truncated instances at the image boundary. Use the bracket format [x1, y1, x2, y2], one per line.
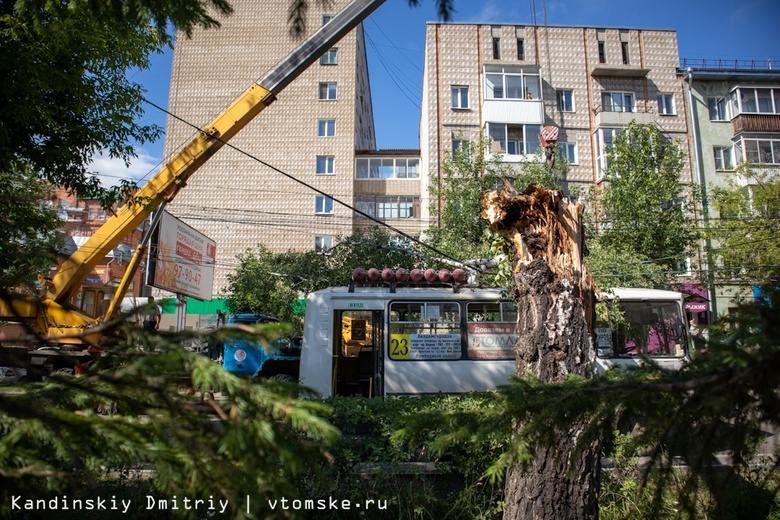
[482, 184, 600, 520]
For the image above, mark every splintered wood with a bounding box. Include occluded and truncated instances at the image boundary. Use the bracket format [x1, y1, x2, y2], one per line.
[481, 183, 586, 285]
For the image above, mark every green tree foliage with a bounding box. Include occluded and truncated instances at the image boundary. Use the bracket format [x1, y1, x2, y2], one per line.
[1, 0, 234, 286]
[707, 165, 780, 285]
[0, 166, 63, 288]
[224, 228, 434, 330]
[427, 137, 561, 262]
[0, 325, 338, 519]
[588, 122, 697, 281]
[586, 241, 668, 291]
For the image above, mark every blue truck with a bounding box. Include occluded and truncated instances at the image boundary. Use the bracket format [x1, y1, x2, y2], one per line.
[221, 313, 300, 381]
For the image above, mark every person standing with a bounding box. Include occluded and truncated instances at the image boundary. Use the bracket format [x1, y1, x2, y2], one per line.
[143, 296, 161, 331]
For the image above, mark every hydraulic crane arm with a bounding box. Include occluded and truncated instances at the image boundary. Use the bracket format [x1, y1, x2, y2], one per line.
[51, 0, 387, 307]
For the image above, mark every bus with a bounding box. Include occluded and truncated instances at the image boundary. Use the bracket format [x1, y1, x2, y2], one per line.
[298, 275, 692, 398]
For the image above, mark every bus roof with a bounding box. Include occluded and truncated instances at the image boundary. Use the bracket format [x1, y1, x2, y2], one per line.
[601, 287, 683, 301]
[307, 285, 507, 301]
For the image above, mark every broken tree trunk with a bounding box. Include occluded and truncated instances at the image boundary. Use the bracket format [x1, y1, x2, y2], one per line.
[482, 183, 599, 520]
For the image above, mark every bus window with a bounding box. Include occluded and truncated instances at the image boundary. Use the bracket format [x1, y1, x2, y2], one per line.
[341, 311, 373, 357]
[614, 301, 686, 358]
[466, 302, 517, 360]
[388, 301, 461, 360]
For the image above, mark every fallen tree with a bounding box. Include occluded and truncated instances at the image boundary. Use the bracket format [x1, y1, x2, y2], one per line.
[482, 183, 599, 520]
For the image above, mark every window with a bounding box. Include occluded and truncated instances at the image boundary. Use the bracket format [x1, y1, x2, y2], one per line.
[558, 142, 578, 164]
[451, 86, 469, 109]
[713, 146, 734, 171]
[621, 41, 630, 64]
[316, 155, 335, 174]
[452, 139, 463, 156]
[389, 302, 461, 360]
[318, 119, 335, 137]
[319, 82, 337, 100]
[488, 122, 541, 156]
[320, 48, 338, 65]
[490, 25, 502, 60]
[88, 209, 95, 220]
[355, 158, 419, 179]
[708, 97, 728, 121]
[98, 209, 105, 220]
[602, 91, 635, 113]
[737, 137, 780, 165]
[730, 87, 780, 115]
[485, 66, 540, 100]
[466, 302, 517, 360]
[314, 234, 333, 251]
[557, 90, 574, 112]
[357, 196, 416, 219]
[611, 300, 686, 357]
[321, 15, 333, 25]
[597, 30, 606, 64]
[517, 38, 525, 60]
[657, 94, 675, 115]
[672, 251, 694, 280]
[597, 127, 622, 175]
[315, 195, 334, 214]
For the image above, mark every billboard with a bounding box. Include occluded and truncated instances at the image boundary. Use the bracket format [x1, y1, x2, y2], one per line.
[147, 211, 216, 300]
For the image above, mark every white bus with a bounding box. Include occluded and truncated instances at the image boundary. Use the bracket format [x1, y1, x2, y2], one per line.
[298, 280, 691, 398]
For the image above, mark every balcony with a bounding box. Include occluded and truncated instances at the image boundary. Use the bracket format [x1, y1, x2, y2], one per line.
[594, 105, 655, 128]
[482, 99, 544, 125]
[733, 114, 780, 134]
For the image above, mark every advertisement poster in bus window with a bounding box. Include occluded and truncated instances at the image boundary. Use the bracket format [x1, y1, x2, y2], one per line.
[467, 323, 516, 359]
[389, 333, 461, 360]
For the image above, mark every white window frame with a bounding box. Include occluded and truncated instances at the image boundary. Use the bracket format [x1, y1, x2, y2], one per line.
[713, 146, 734, 171]
[356, 196, 416, 219]
[320, 48, 338, 65]
[597, 127, 622, 177]
[314, 234, 333, 251]
[602, 91, 635, 113]
[674, 257, 692, 277]
[451, 86, 469, 109]
[657, 94, 675, 115]
[558, 142, 578, 164]
[707, 97, 728, 121]
[487, 122, 542, 156]
[730, 87, 780, 115]
[735, 137, 780, 165]
[316, 155, 335, 175]
[318, 82, 337, 100]
[557, 90, 574, 112]
[484, 66, 541, 100]
[355, 158, 419, 179]
[314, 195, 334, 215]
[318, 119, 336, 137]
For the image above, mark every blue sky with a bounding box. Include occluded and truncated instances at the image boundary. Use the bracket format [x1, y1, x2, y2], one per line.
[114, 0, 779, 184]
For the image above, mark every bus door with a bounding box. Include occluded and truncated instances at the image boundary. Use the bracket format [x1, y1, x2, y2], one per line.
[334, 309, 383, 398]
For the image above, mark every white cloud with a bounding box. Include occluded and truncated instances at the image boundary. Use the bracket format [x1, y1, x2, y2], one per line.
[87, 149, 161, 189]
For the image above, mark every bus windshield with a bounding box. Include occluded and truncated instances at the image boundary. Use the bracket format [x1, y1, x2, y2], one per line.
[611, 300, 686, 358]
